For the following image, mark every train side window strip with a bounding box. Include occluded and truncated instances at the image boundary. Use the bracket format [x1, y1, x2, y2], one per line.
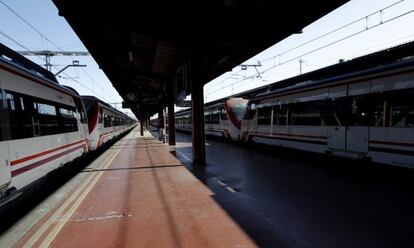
[0, 89, 6, 141]
[2, 89, 80, 140]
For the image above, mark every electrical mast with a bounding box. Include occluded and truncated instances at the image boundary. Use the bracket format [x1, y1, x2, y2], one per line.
[16, 50, 90, 71]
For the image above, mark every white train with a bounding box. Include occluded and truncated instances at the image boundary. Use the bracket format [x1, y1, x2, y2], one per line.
[0, 43, 135, 205]
[81, 96, 135, 151]
[175, 97, 248, 141]
[169, 55, 414, 169]
[242, 58, 414, 168]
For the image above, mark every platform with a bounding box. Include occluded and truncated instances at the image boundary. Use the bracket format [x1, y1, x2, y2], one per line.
[13, 128, 256, 247]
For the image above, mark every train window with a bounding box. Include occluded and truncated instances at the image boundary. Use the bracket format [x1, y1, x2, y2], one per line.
[2, 90, 86, 139]
[19, 95, 35, 139]
[318, 100, 338, 126]
[185, 115, 192, 124]
[6, 93, 15, 110]
[273, 105, 288, 125]
[220, 108, 228, 120]
[5, 92, 19, 138]
[387, 89, 414, 128]
[4, 91, 34, 139]
[372, 102, 384, 127]
[391, 106, 414, 128]
[244, 105, 257, 120]
[290, 102, 323, 126]
[331, 97, 352, 126]
[74, 98, 87, 123]
[349, 97, 380, 126]
[104, 114, 113, 127]
[211, 111, 220, 124]
[20, 97, 25, 110]
[38, 103, 57, 116]
[59, 107, 78, 132]
[257, 106, 271, 125]
[0, 91, 4, 141]
[37, 102, 59, 135]
[99, 108, 103, 123]
[204, 112, 211, 124]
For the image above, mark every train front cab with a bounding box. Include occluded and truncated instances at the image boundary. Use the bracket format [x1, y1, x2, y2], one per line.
[204, 98, 248, 141]
[82, 96, 135, 151]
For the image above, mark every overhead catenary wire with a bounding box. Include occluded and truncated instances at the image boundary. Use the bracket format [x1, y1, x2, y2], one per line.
[0, 30, 113, 102]
[206, 0, 407, 95]
[0, 0, 118, 104]
[206, 0, 406, 94]
[261, 0, 405, 64]
[205, 7, 414, 97]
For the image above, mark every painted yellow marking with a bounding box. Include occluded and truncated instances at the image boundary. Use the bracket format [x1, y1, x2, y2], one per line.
[175, 150, 192, 161]
[21, 152, 113, 248]
[40, 146, 122, 247]
[218, 180, 226, 187]
[226, 186, 237, 193]
[22, 132, 131, 248]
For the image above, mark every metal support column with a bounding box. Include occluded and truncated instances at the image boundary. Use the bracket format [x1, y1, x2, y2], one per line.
[168, 103, 176, 146]
[140, 120, 144, 136]
[158, 109, 165, 142]
[191, 74, 206, 165]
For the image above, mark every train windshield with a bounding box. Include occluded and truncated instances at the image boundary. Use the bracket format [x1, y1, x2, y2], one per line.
[224, 98, 248, 129]
[227, 98, 248, 121]
[230, 103, 246, 120]
[82, 97, 96, 117]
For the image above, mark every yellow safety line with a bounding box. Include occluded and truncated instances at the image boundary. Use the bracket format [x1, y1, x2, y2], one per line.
[40, 146, 123, 247]
[22, 131, 132, 248]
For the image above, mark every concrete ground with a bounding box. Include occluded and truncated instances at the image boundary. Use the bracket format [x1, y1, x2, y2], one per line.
[172, 131, 414, 248]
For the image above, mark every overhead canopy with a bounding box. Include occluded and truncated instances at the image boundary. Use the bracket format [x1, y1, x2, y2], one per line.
[52, 0, 348, 118]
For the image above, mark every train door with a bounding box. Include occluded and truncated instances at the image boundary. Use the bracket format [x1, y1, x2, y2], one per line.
[345, 96, 370, 155]
[0, 140, 11, 191]
[327, 86, 347, 151]
[327, 126, 346, 151]
[0, 88, 11, 191]
[346, 126, 369, 154]
[345, 83, 371, 156]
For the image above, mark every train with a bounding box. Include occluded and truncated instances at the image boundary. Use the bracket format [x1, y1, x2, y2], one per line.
[175, 97, 248, 141]
[0, 43, 136, 205]
[170, 55, 414, 169]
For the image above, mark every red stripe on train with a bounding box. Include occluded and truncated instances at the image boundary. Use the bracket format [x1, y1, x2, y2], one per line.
[11, 144, 86, 177]
[10, 140, 87, 166]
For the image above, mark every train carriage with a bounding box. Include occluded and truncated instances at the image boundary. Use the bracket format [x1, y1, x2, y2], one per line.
[242, 58, 414, 168]
[0, 43, 136, 205]
[174, 97, 248, 141]
[81, 95, 135, 151]
[0, 44, 89, 200]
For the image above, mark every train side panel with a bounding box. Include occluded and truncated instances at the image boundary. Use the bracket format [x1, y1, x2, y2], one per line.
[241, 66, 414, 168]
[0, 61, 88, 193]
[82, 96, 135, 151]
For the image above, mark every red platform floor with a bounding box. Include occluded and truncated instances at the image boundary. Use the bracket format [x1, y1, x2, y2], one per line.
[15, 128, 256, 248]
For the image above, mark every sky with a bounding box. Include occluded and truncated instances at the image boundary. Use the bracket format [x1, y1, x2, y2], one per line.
[1, 0, 414, 115]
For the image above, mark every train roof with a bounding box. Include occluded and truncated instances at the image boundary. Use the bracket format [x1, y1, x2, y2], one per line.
[175, 41, 414, 113]
[81, 95, 132, 118]
[0, 43, 58, 83]
[175, 108, 191, 115]
[205, 41, 414, 103]
[0, 43, 82, 98]
[263, 41, 414, 94]
[254, 54, 414, 101]
[175, 99, 227, 115]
